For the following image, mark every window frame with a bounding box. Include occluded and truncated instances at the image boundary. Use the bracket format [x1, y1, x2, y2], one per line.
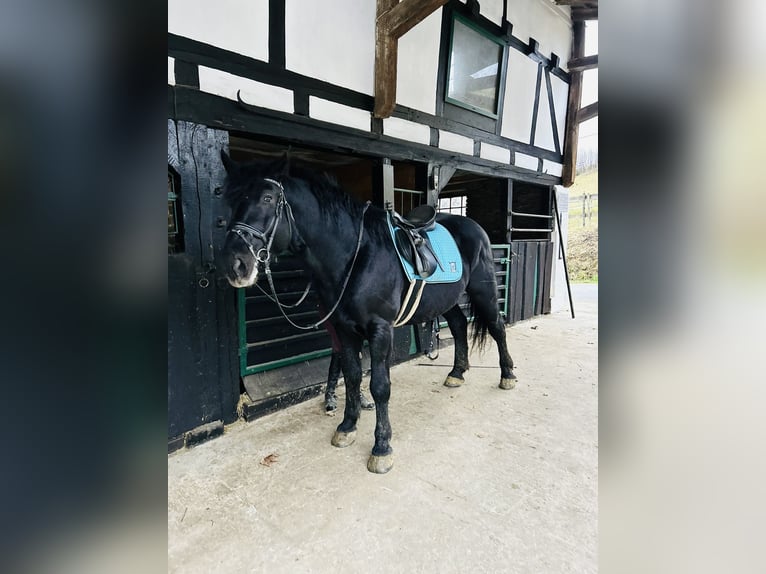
[444, 13, 506, 120]
[436, 4, 510, 135]
[438, 194, 468, 217]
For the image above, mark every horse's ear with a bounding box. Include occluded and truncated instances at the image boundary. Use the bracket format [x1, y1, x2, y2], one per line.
[220, 149, 239, 175]
[272, 151, 290, 178]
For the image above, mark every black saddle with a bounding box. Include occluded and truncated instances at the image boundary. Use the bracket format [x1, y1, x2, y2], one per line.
[389, 205, 442, 279]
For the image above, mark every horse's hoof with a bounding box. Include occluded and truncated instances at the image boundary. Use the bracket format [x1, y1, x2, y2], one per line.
[444, 376, 464, 388]
[367, 453, 394, 474]
[499, 376, 517, 390]
[325, 402, 337, 413]
[331, 430, 356, 448]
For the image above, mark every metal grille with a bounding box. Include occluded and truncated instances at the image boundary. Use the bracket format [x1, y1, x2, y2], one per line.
[168, 171, 183, 254]
[394, 187, 424, 214]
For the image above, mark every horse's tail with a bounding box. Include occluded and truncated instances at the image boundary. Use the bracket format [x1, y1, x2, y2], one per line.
[468, 296, 491, 352]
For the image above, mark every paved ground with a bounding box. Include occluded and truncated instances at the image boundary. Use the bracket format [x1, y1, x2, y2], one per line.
[168, 284, 597, 574]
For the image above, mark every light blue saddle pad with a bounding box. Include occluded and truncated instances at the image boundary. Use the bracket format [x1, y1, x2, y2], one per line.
[387, 219, 463, 284]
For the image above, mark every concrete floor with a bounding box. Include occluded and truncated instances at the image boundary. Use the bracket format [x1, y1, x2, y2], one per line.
[168, 284, 597, 574]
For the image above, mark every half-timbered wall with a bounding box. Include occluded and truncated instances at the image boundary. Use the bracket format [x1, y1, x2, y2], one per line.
[168, 0, 572, 183]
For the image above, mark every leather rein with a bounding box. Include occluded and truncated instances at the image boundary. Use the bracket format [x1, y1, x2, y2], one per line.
[227, 178, 370, 330]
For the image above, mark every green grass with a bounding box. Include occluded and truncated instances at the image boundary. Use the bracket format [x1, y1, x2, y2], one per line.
[566, 169, 598, 282]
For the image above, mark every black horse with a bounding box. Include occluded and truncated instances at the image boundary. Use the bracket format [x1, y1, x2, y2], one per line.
[220, 152, 516, 474]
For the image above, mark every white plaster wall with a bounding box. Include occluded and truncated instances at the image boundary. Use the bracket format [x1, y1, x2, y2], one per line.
[439, 131, 474, 156]
[534, 83, 556, 151]
[168, 0, 269, 62]
[506, 0, 571, 63]
[481, 0, 505, 26]
[396, 9, 442, 114]
[309, 97, 371, 132]
[383, 117, 431, 146]
[543, 160, 563, 177]
[285, 0, 375, 95]
[480, 142, 511, 164]
[514, 152, 539, 171]
[168, 57, 175, 85]
[199, 67, 294, 114]
[501, 49, 539, 142]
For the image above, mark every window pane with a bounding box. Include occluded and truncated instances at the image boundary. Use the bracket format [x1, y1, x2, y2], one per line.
[447, 19, 502, 116]
[439, 197, 450, 209]
[450, 197, 462, 208]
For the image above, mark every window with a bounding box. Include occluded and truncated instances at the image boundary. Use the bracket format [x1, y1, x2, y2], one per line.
[438, 195, 467, 216]
[445, 14, 504, 118]
[168, 169, 184, 254]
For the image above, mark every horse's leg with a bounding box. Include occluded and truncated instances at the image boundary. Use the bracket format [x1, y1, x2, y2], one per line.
[324, 351, 341, 412]
[322, 318, 373, 412]
[360, 387, 376, 410]
[331, 335, 363, 448]
[366, 321, 394, 473]
[470, 286, 517, 390]
[443, 304, 470, 387]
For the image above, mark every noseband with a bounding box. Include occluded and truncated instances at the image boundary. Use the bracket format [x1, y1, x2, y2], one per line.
[228, 178, 294, 265]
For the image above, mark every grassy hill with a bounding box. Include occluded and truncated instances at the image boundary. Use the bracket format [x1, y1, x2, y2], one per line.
[566, 169, 598, 282]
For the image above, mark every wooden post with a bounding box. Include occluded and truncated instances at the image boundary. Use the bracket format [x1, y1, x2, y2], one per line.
[372, 158, 395, 208]
[375, 0, 399, 119]
[561, 21, 586, 187]
[375, 0, 450, 118]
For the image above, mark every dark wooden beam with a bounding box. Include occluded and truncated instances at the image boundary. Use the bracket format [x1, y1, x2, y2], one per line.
[529, 63, 543, 145]
[383, 0, 450, 39]
[544, 69, 562, 155]
[562, 21, 586, 187]
[567, 54, 598, 72]
[571, 7, 598, 21]
[268, 0, 286, 68]
[169, 85, 562, 186]
[168, 33, 563, 162]
[375, 0, 449, 118]
[577, 101, 598, 124]
[375, 1, 399, 118]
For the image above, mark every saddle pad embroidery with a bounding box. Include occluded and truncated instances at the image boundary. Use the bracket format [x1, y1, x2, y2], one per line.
[387, 219, 463, 284]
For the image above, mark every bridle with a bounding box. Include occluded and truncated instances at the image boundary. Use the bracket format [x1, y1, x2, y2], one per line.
[227, 178, 293, 267]
[227, 178, 370, 330]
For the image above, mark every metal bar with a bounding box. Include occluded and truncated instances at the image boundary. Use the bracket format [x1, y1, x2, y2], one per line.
[393, 187, 424, 194]
[243, 347, 334, 375]
[237, 289, 248, 376]
[491, 243, 510, 318]
[246, 329, 327, 349]
[552, 190, 575, 319]
[509, 228, 553, 233]
[510, 211, 554, 219]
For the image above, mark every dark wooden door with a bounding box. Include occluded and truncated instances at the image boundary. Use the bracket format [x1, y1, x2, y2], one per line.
[167, 121, 239, 445]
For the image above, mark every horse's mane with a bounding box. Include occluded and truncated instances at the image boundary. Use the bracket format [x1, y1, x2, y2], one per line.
[226, 156, 387, 240]
[285, 166, 365, 220]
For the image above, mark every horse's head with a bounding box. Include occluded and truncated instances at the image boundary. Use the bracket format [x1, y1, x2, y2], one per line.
[219, 150, 294, 288]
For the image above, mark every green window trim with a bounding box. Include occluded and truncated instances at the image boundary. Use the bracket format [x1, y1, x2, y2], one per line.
[444, 12, 507, 120]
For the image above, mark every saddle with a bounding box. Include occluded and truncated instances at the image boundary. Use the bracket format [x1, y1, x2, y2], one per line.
[388, 204, 442, 279]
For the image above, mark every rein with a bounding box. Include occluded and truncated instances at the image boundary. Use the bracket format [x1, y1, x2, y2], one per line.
[229, 178, 371, 330]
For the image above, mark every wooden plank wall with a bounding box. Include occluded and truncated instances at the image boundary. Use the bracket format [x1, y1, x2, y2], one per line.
[508, 241, 553, 323]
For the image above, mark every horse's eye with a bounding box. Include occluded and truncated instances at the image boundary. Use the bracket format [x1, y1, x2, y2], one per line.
[263, 194, 273, 203]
